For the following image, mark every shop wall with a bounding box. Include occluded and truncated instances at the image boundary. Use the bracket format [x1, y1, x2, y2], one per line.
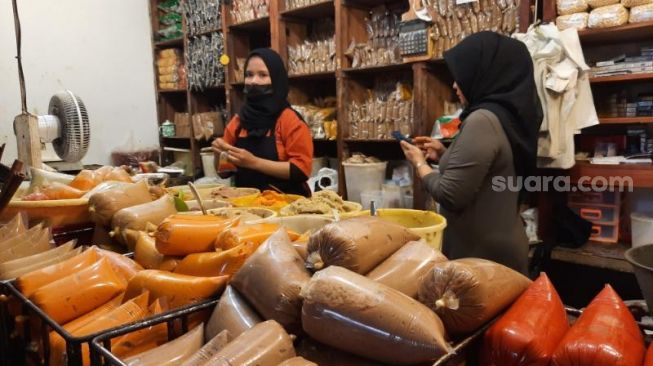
[0, 0, 159, 166]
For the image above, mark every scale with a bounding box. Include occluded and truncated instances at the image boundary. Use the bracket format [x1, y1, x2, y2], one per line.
[399, 0, 436, 62]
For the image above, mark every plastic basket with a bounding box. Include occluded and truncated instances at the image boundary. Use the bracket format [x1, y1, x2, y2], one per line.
[344, 209, 447, 251]
[0, 280, 219, 366]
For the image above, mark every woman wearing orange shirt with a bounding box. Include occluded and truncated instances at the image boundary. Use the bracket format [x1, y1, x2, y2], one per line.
[212, 48, 313, 196]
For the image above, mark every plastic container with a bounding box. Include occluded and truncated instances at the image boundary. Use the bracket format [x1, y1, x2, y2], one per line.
[570, 204, 619, 225]
[632, 213, 653, 248]
[625, 244, 653, 314]
[360, 190, 384, 210]
[163, 147, 193, 176]
[201, 152, 217, 177]
[342, 161, 387, 203]
[348, 209, 447, 250]
[382, 184, 404, 208]
[590, 224, 619, 243]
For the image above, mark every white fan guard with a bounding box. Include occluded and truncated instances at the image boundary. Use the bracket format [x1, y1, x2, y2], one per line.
[47, 90, 90, 162]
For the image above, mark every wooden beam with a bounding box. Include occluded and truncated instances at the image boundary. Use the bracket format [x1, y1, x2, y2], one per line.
[13, 114, 42, 173]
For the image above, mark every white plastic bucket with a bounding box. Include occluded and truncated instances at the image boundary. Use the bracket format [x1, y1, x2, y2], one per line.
[343, 161, 387, 203]
[201, 152, 217, 177]
[632, 212, 653, 248]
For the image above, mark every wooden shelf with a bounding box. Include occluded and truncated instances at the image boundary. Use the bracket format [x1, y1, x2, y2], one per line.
[344, 138, 400, 143]
[342, 0, 406, 8]
[313, 138, 337, 142]
[154, 38, 184, 48]
[188, 28, 222, 37]
[228, 17, 270, 31]
[158, 88, 187, 94]
[282, 1, 335, 19]
[191, 84, 225, 92]
[288, 71, 336, 80]
[570, 161, 653, 188]
[342, 62, 413, 75]
[578, 21, 653, 44]
[590, 73, 653, 84]
[599, 116, 653, 124]
[551, 242, 633, 273]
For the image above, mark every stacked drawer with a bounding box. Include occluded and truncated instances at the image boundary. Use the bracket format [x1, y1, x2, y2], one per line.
[568, 191, 621, 243]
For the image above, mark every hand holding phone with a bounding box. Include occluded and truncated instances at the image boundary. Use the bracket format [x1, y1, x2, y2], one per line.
[392, 131, 413, 144]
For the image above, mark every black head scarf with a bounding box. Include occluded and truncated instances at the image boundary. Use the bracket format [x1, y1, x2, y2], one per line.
[239, 48, 290, 138]
[443, 31, 543, 183]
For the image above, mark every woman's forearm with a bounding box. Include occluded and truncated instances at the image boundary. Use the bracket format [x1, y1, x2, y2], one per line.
[253, 158, 291, 180]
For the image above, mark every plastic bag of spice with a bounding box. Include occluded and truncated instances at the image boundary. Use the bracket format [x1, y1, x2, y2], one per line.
[551, 284, 645, 366]
[305, 217, 419, 274]
[294, 338, 388, 366]
[418, 258, 532, 335]
[231, 229, 311, 332]
[205, 285, 262, 341]
[480, 273, 569, 366]
[301, 266, 451, 365]
[277, 357, 318, 366]
[645, 343, 653, 366]
[204, 320, 296, 365]
[367, 240, 448, 298]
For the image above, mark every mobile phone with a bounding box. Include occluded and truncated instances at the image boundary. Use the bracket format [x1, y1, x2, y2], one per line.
[392, 131, 413, 144]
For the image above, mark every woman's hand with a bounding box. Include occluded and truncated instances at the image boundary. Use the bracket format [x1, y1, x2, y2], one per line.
[400, 141, 427, 167]
[414, 136, 446, 162]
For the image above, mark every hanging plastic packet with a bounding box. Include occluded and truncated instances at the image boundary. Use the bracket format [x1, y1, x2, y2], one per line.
[217, 151, 237, 174]
[432, 109, 462, 140]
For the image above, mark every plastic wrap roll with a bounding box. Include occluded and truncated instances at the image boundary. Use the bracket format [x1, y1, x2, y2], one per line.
[418, 258, 531, 335]
[551, 285, 645, 366]
[481, 273, 569, 365]
[205, 286, 262, 341]
[367, 240, 448, 298]
[301, 266, 450, 365]
[231, 229, 310, 331]
[306, 217, 419, 274]
[205, 320, 296, 365]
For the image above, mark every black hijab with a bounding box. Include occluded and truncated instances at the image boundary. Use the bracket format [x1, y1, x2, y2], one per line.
[443, 31, 543, 182]
[239, 48, 290, 138]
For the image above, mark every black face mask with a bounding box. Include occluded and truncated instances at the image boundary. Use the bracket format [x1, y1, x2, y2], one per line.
[243, 83, 274, 99]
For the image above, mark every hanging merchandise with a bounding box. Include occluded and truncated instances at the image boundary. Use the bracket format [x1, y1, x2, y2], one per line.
[287, 19, 336, 75]
[345, 5, 402, 68]
[420, 0, 519, 58]
[187, 32, 226, 90]
[292, 97, 337, 139]
[347, 79, 413, 140]
[513, 24, 599, 169]
[231, 0, 270, 24]
[184, 0, 222, 36]
[158, 0, 183, 41]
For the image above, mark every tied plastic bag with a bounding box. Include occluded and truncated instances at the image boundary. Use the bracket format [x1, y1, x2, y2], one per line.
[205, 286, 262, 341]
[481, 273, 569, 366]
[301, 266, 451, 365]
[205, 320, 296, 365]
[306, 217, 419, 274]
[551, 284, 645, 366]
[230, 229, 310, 332]
[367, 240, 448, 298]
[558, 0, 589, 15]
[111, 133, 160, 168]
[418, 258, 532, 335]
[557, 12, 590, 30]
[588, 4, 629, 28]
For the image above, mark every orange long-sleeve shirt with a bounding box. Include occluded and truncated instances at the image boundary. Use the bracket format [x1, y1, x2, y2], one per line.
[223, 108, 313, 179]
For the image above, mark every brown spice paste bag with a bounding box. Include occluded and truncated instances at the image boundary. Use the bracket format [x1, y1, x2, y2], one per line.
[294, 338, 389, 366]
[205, 285, 262, 342]
[88, 180, 152, 227]
[367, 240, 448, 298]
[179, 330, 231, 366]
[231, 229, 311, 332]
[205, 320, 296, 366]
[418, 258, 532, 335]
[277, 356, 318, 366]
[301, 266, 451, 365]
[306, 217, 419, 274]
